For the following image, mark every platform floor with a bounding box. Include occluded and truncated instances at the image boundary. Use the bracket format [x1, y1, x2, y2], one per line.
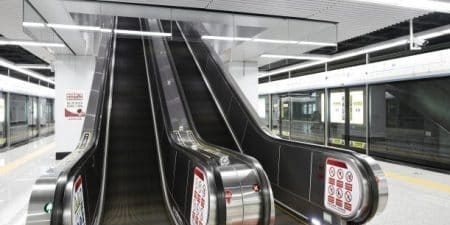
[367, 161, 450, 225]
[0, 136, 56, 225]
[0, 137, 449, 225]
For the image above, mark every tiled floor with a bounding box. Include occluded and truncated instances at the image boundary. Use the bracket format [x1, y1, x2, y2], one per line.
[0, 136, 56, 225]
[0, 138, 449, 225]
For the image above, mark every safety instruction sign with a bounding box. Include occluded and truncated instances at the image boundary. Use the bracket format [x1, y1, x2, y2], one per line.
[72, 176, 86, 225]
[324, 158, 361, 217]
[190, 167, 209, 225]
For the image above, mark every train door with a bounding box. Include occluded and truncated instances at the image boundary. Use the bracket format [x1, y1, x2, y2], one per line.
[279, 96, 291, 139]
[328, 87, 367, 152]
[28, 96, 39, 138]
[329, 89, 346, 147]
[0, 93, 6, 148]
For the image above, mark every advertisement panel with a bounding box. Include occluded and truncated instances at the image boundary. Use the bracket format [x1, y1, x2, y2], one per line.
[330, 91, 345, 123]
[64, 90, 86, 120]
[0, 97, 4, 123]
[350, 90, 364, 125]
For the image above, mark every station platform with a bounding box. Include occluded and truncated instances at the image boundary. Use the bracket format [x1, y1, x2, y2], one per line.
[1, 135, 449, 225]
[368, 161, 450, 225]
[0, 136, 56, 225]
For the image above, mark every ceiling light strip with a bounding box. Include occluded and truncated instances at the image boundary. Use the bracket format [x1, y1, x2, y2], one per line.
[114, 29, 172, 37]
[22, 22, 171, 37]
[350, 0, 450, 13]
[0, 39, 65, 48]
[261, 54, 330, 60]
[0, 58, 55, 85]
[16, 64, 52, 70]
[258, 25, 450, 78]
[201, 35, 337, 47]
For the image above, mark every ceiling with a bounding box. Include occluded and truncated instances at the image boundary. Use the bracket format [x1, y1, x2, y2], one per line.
[0, 0, 441, 80]
[260, 12, 450, 71]
[102, 0, 429, 42]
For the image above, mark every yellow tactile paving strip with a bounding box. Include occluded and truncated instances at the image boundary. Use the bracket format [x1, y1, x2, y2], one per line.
[385, 171, 450, 194]
[0, 142, 55, 175]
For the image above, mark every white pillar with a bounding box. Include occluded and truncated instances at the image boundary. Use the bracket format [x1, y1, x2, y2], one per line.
[228, 61, 259, 111]
[54, 55, 95, 153]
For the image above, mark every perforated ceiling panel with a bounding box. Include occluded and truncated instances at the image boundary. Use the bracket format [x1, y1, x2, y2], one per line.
[105, 0, 429, 41]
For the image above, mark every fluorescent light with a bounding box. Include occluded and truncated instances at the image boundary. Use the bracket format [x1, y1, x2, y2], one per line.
[202, 35, 252, 41]
[349, 0, 450, 13]
[23, 22, 170, 37]
[16, 64, 52, 70]
[261, 54, 330, 60]
[100, 28, 113, 33]
[201, 35, 336, 47]
[259, 39, 409, 77]
[0, 57, 54, 85]
[298, 41, 338, 47]
[0, 39, 65, 48]
[253, 38, 298, 44]
[47, 23, 101, 31]
[22, 22, 46, 27]
[418, 28, 450, 40]
[114, 29, 172, 37]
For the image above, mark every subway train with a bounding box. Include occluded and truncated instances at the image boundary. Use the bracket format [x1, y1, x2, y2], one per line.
[0, 74, 55, 149]
[258, 54, 450, 171]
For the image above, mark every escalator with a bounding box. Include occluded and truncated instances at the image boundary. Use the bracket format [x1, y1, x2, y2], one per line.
[160, 21, 300, 225]
[27, 16, 274, 225]
[158, 21, 388, 225]
[99, 17, 170, 225]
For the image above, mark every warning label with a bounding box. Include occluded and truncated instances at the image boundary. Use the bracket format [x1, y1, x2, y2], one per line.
[72, 176, 86, 225]
[190, 167, 209, 225]
[324, 158, 361, 217]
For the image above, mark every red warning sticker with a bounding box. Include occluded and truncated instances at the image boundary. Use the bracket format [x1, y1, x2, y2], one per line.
[324, 158, 361, 217]
[190, 167, 209, 225]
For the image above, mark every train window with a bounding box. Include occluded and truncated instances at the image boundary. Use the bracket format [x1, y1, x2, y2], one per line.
[10, 94, 28, 125]
[369, 78, 450, 169]
[290, 91, 325, 144]
[0, 93, 6, 147]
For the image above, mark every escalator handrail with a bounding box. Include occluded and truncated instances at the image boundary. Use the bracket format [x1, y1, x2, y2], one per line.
[145, 19, 228, 225]
[172, 21, 275, 225]
[178, 22, 387, 224]
[49, 19, 118, 225]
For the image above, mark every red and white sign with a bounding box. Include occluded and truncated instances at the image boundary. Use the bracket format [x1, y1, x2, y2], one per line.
[324, 158, 361, 217]
[65, 90, 86, 120]
[190, 167, 209, 225]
